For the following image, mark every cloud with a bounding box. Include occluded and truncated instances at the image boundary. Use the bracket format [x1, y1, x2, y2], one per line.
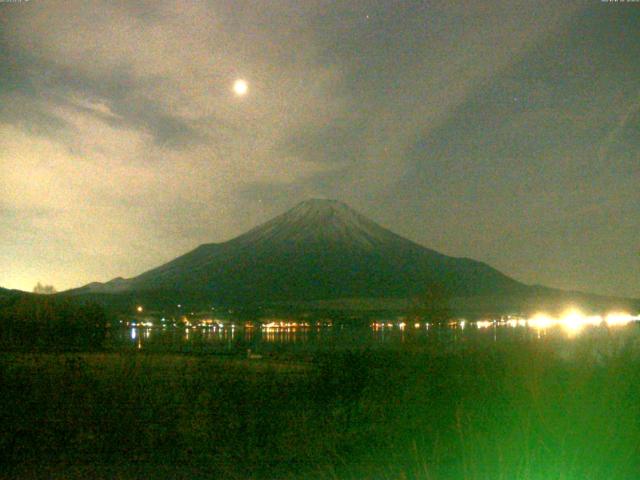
[0, 0, 638, 296]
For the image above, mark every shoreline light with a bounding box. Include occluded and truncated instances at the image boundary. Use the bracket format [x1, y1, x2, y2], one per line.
[476, 320, 493, 329]
[605, 312, 637, 327]
[476, 310, 639, 335]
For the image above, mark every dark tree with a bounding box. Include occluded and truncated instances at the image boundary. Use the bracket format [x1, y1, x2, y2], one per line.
[0, 296, 108, 350]
[407, 282, 452, 324]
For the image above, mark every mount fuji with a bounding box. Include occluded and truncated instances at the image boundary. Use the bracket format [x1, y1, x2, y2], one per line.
[69, 199, 532, 305]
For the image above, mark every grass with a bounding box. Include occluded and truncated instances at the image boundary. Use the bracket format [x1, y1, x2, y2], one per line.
[1, 328, 640, 479]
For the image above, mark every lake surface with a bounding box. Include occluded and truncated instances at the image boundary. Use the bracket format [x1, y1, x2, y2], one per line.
[109, 318, 640, 356]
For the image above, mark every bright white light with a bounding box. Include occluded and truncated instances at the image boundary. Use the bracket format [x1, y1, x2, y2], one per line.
[233, 79, 248, 96]
[553, 309, 602, 335]
[605, 312, 638, 327]
[470, 310, 637, 336]
[560, 308, 587, 334]
[528, 313, 554, 330]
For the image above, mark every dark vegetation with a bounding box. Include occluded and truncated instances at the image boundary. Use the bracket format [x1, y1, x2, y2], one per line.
[407, 283, 452, 324]
[1, 289, 638, 478]
[0, 294, 107, 350]
[2, 333, 640, 479]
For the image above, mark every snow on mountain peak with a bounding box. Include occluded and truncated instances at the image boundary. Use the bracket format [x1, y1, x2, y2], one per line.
[236, 199, 397, 249]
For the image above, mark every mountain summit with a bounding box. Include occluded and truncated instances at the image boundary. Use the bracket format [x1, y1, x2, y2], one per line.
[73, 199, 527, 303]
[233, 199, 403, 250]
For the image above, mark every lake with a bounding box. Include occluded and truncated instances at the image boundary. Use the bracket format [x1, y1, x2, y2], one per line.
[109, 316, 640, 357]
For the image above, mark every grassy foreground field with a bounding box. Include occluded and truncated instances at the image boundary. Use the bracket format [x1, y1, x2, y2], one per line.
[1, 333, 640, 479]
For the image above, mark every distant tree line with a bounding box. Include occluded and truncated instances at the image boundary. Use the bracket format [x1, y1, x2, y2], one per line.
[33, 282, 57, 294]
[0, 295, 107, 350]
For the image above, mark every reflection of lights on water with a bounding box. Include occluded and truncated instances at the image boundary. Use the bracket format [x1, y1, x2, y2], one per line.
[261, 328, 309, 344]
[528, 313, 553, 330]
[130, 327, 142, 349]
[262, 321, 311, 330]
[371, 321, 421, 331]
[504, 318, 532, 328]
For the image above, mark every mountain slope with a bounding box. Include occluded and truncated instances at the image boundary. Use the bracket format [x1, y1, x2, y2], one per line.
[70, 199, 528, 303]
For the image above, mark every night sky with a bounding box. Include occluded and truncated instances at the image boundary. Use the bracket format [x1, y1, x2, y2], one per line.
[1, 1, 638, 297]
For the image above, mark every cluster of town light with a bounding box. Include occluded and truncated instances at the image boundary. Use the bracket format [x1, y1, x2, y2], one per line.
[371, 321, 428, 330]
[262, 321, 309, 330]
[132, 304, 637, 335]
[261, 321, 333, 330]
[368, 309, 639, 335]
[474, 309, 640, 334]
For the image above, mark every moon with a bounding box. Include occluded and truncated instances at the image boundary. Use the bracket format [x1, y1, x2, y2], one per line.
[233, 79, 248, 96]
